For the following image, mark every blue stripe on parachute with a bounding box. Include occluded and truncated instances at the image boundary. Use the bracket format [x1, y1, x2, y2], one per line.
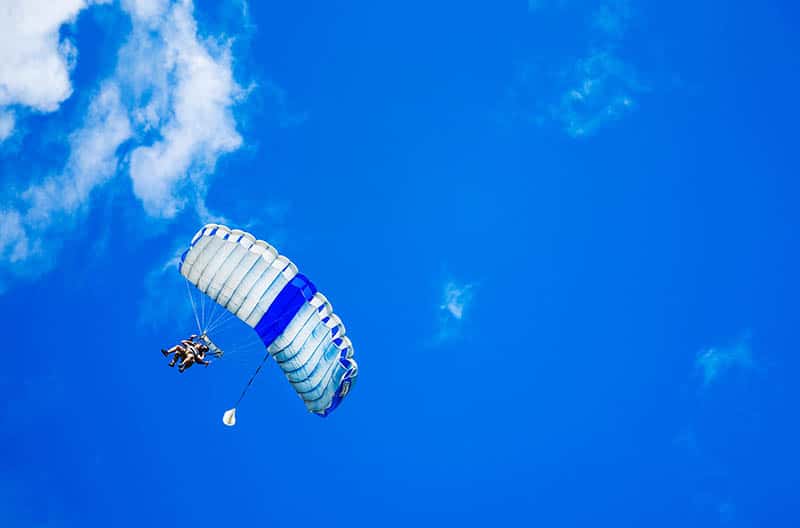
[254, 274, 317, 348]
[178, 248, 189, 273]
[252, 272, 357, 417]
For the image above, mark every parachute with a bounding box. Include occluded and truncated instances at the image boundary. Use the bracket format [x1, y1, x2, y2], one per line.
[178, 224, 358, 423]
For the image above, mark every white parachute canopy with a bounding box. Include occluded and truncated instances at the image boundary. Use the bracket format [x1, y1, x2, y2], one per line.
[180, 223, 359, 422]
[222, 408, 237, 427]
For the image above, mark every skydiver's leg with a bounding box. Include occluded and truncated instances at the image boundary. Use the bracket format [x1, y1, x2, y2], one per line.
[169, 346, 187, 366]
[179, 353, 193, 369]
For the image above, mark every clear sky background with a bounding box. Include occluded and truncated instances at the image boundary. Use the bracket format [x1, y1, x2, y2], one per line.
[1, 1, 798, 526]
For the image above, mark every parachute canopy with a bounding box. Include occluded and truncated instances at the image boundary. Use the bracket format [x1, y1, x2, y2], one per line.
[178, 224, 358, 417]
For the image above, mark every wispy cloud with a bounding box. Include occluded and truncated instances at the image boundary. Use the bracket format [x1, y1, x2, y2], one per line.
[509, 0, 647, 137]
[0, 209, 30, 264]
[0, 82, 130, 270]
[554, 1, 645, 137]
[123, 0, 244, 218]
[26, 83, 131, 223]
[0, 0, 109, 141]
[433, 279, 476, 343]
[674, 332, 762, 523]
[0, 111, 13, 141]
[138, 243, 192, 331]
[551, 49, 643, 137]
[695, 334, 756, 388]
[0, 0, 248, 283]
[441, 281, 474, 320]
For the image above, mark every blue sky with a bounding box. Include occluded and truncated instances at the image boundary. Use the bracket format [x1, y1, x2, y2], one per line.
[1, 1, 799, 526]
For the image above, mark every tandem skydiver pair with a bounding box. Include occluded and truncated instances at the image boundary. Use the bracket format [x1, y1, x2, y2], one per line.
[162, 334, 211, 372]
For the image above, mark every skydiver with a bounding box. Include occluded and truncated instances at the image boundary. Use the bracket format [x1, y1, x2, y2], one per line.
[162, 335, 199, 367]
[178, 342, 211, 373]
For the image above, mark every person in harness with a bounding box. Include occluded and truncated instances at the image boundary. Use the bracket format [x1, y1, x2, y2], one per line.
[162, 335, 211, 371]
[162, 334, 197, 367]
[178, 341, 211, 372]
[162, 331, 223, 374]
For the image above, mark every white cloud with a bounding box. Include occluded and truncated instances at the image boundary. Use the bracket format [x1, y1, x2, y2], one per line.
[0, 0, 247, 282]
[554, 1, 643, 137]
[124, 0, 243, 218]
[441, 281, 474, 320]
[0, 82, 130, 270]
[433, 279, 476, 343]
[0, 209, 32, 264]
[0, 0, 110, 140]
[25, 83, 131, 223]
[0, 111, 14, 141]
[695, 335, 755, 388]
[121, 0, 169, 22]
[512, 0, 645, 137]
[552, 50, 643, 137]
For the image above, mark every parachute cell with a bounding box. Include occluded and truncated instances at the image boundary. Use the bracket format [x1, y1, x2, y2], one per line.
[179, 224, 358, 417]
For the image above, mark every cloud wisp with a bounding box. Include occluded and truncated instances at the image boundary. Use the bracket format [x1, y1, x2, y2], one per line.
[0, 0, 247, 283]
[695, 335, 756, 388]
[122, 0, 244, 218]
[0, 82, 130, 268]
[0, 111, 14, 142]
[510, 0, 647, 137]
[138, 242, 192, 331]
[672, 333, 761, 524]
[0, 0, 110, 141]
[551, 49, 643, 137]
[433, 279, 476, 344]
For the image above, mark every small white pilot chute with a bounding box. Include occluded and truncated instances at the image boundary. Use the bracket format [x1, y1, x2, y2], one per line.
[222, 408, 237, 427]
